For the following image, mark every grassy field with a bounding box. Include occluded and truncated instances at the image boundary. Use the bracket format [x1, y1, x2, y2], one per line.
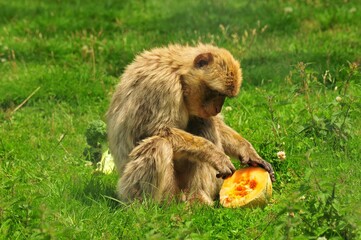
[1, 0, 360, 239]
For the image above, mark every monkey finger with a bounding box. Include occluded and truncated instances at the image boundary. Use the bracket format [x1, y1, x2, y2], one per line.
[216, 166, 233, 179]
[216, 172, 231, 179]
[270, 172, 276, 182]
[262, 164, 275, 182]
[250, 159, 276, 182]
[239, 154, 250, 165]
[249, 162, 258, 167]
[225, 164, 235, 176]
[225, 160, 236, 173]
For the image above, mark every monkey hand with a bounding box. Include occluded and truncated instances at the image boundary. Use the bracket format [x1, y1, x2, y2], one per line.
[238, 145, 275, 182]
[214, 154, 236, 179]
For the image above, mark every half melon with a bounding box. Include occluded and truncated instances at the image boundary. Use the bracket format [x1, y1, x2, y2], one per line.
[219, 167, 272, 208]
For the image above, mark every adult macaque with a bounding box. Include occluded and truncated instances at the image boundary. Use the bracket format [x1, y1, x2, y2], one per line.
[107, 44, 275, 204]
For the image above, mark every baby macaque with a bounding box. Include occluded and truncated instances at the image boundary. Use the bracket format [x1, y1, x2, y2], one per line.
[107, 44, 274, 204]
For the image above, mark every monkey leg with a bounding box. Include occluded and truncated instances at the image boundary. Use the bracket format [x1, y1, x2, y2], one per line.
[117, 136, 179, 203]
[214, 117, 276, 181]
[181, 162, 222, 205]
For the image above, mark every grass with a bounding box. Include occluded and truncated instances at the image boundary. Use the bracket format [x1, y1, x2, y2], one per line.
[1, 0, 360, 239]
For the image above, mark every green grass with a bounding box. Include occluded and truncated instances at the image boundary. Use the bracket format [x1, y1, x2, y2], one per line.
[1, 0, 360, 239]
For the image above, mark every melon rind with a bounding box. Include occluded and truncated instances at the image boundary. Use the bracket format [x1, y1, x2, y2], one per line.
[219, 167, 272, 208]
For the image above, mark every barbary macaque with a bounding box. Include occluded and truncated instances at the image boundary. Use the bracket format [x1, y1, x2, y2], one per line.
[107, 44, 275, 204]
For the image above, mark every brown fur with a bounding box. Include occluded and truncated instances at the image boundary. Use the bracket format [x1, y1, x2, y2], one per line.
[107, 44, 274, 204]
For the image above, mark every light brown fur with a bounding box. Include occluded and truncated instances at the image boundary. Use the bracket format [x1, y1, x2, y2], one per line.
[107, 44, 274, 204]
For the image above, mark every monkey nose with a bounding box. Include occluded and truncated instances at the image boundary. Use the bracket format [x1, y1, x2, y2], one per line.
[215, 105, 222, 114]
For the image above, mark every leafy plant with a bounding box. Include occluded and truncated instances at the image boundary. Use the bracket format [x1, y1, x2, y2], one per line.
[83, 120, 108, 164]
[275, 170, 358, 239]
[286, 62, 360, 150]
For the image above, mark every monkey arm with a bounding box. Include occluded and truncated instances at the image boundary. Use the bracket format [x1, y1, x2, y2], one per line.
[157, 127, 236, 179]
[214, 117, 275, 181]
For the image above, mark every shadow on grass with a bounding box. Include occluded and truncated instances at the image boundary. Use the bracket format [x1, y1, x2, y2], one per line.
[79, 172, 120, 210]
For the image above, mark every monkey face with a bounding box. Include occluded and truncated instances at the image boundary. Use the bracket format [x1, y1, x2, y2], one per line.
[182, 49, 242, 119]
[200, 87, 226, 117]
[182, 80, 228, 119]
[193, 50, 242, 97]
[181, 84, 219, 118]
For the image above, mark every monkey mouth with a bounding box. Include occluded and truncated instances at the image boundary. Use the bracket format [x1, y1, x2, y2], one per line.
[203, 104, 223, 117]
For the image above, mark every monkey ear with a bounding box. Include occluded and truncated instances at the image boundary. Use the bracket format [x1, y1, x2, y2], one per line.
[194, 52, 213, 68]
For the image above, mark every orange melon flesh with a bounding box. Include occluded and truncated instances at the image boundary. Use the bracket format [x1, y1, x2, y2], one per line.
[219, 167, 272, 208]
